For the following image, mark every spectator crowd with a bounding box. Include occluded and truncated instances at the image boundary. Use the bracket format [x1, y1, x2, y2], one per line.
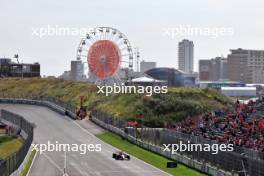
[173, 97, 264, 152]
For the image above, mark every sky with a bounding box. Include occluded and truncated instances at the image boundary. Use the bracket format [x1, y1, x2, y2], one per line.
[0, 0, 264, 76]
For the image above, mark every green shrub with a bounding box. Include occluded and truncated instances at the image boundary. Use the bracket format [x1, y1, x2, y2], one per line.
[0, 78, 232, 127]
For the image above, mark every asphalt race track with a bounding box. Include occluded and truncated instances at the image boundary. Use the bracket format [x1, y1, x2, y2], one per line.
[0, 104, 171, 176]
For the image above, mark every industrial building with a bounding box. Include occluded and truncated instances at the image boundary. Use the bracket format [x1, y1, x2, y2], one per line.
[145, 67, 196, 87]
[0, 58, 40, 78]
[178, 39, 194, 73]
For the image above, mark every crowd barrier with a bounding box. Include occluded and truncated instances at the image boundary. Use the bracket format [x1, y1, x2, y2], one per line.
[92, 109, 264, 176]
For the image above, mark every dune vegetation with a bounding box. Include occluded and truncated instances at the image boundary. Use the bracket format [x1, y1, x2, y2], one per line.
[0, 78, 232, 126]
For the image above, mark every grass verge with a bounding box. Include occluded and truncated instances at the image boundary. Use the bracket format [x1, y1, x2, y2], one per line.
[20, 149, 37, 176]
[0, 138, 23, 159]
[0, 135, 17, 144]
[96, 132, 206, 176]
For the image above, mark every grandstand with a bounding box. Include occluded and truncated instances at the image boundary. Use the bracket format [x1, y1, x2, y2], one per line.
[173, 97, 264, 152]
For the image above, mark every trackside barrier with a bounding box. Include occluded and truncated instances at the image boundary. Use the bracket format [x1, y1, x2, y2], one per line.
[1, 98, 263, 176]
[0, 110, 34, 176]
[0, 98, 77, 120]
[91, 109, 264, 176]
[91, 117, 236, 176]
[0, 97, 77, 176]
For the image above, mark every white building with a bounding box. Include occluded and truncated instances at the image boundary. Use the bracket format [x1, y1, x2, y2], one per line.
[178, 39, 194, 73]
[221, 87, 257, 97]
[140, 61, 156, 73]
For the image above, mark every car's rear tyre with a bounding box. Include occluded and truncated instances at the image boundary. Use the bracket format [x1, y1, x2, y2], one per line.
[112, 153, 116, 158]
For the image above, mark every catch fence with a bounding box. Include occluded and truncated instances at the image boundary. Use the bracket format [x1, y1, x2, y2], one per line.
[0, 110, 34, 176]
[93, 109, 264, 176]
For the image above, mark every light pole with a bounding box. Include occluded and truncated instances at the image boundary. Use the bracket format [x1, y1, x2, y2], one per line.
[13, 54, 23, 79]
[21, 60, 24, 79]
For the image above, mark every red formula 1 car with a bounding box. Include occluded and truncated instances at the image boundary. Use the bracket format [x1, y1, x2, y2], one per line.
[112, 151, 131, 160]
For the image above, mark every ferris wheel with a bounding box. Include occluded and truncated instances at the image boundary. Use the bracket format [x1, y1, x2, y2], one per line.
[76, 27, 134, 85]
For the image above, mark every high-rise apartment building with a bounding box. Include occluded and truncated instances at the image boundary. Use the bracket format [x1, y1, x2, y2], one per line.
[199, 60, 211, 81]
[70, 60, 84, 81]
[227, 49, 264, 83]
[199, 57, 227, 81]
[178, 39, 194, 73]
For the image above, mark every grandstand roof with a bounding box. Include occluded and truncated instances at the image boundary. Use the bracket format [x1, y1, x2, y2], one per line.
[131, 76, 163, 82]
